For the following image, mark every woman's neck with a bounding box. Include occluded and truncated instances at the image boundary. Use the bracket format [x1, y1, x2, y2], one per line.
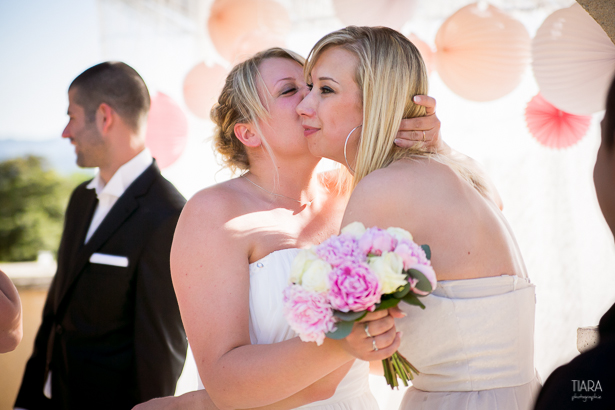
[243, 157, 322, 207]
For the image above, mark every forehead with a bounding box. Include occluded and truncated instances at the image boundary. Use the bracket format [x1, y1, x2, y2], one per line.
[311, 46, 358, 82]
[67, 88, 84, 111]
[258, 57, 304, 87]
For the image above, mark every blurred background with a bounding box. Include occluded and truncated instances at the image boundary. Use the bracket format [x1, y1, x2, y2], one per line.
[1, 0, 615, 408]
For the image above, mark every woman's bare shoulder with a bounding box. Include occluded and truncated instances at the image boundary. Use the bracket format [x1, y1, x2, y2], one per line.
[356, 157, 454, 198]
[184, 179, 246, 220]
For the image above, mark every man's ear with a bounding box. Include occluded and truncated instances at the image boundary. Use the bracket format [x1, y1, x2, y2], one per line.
[234, 123, 261, 148]
[95, 103, 115, 135]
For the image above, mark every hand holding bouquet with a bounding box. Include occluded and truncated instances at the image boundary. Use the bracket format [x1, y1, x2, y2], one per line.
[283, 222, 437, 388]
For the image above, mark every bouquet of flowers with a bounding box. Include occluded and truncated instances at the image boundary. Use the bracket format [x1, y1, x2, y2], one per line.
[283, 222, 437, 389]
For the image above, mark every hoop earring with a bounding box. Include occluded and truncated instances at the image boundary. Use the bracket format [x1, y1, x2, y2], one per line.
[344, 125, 362, 174]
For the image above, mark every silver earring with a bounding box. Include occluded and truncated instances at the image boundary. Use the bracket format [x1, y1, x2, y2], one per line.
[344, 125, 362, 174]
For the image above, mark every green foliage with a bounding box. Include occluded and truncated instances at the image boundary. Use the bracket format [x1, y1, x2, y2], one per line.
[0, 156, 89, 262]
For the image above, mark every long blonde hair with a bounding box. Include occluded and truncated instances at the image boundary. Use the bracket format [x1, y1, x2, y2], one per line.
[211, 47, 305, 175]
[305, 26, 486, 193]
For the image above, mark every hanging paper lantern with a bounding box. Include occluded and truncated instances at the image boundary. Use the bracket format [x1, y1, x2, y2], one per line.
[407, 33, 434, 75]
[525, 93, 591, 149]
[145, 92, 189, 169]
[230, 30, 286, 64]
[332, 0, 417, 31]
[183, 62, 228, 119]
[532, 3, 615, 116]
[208, 0, 290, 62]
[434, 3, 530, 102]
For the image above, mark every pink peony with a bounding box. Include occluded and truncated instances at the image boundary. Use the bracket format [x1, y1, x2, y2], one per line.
[328, 261, 381, 312]
[315, 234, 364, 267]
[409, 263, 437, 296]
[395, 239, 429, 270]
[283, 285, 336, 346]
[359, 228, 398, 256]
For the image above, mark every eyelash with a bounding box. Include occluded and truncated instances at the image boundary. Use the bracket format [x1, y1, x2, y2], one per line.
[306, 84, 333, 94]
[281, 87, 297, 95]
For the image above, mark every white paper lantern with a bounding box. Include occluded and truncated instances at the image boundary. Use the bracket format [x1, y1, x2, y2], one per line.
[532, 3, 615, 115]
[434, 3, 531, 102]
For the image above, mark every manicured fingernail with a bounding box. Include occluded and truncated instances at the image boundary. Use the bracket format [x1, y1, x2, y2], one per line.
[398, 331, 404, 338]
[400, 312, 407, 317]
[394, 138, 401, 144]
[413, 95, 421, 103]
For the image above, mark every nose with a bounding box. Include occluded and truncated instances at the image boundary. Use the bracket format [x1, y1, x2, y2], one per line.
[297, 89, 315, 118]
[61, 123, 70, 139]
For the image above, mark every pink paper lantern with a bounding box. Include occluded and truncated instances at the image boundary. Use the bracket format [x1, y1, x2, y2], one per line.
[434, 3, 530, 102]
[525, 93, 591, 149]
[407, 33, 434, 75]
[208, 0, 290, 62]
[532, 3, 615, 115]
[332, 0, 417, 31]
[145, 92, 189, 169]
[183, 62, 228, 119]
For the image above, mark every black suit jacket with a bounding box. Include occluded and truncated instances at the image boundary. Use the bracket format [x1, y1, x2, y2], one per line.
[534, 302, 615, 409]
[15, 162, 188, 410]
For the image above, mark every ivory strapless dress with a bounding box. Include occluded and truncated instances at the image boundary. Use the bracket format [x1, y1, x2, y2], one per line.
[397, 275, 541, 410]
[199, 248, 379, 410]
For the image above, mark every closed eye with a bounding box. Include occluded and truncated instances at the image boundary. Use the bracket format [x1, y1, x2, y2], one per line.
[281, 87, 297, 95]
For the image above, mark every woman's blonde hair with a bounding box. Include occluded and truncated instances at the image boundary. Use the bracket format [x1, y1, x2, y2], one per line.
[305, 26, 485, 193]
[211, 47, 305, 174]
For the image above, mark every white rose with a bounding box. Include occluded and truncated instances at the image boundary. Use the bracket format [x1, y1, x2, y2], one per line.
[369, 252, 406, 294]
[301, 259, 332, 292]
[386, 227, 413, 242]
[341, 221, 367, 238]
[289, 248, 318, 284]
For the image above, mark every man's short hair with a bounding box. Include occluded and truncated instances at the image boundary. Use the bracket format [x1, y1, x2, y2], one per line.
[69, 62, 150, 132]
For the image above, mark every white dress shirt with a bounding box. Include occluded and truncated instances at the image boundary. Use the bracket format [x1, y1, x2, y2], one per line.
[85, 148, 153, 243]
[21, 149, 155, 407]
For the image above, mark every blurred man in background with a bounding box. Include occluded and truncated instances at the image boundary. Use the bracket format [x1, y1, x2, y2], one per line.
[15, 62, 187, 410]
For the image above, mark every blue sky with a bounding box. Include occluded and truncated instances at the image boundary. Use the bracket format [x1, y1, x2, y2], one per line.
[0, 0, 101, 140]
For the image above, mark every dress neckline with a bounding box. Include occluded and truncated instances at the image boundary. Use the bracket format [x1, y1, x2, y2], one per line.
[249, 248, 301, 266]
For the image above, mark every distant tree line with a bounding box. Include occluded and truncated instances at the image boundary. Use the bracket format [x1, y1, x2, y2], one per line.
[0, 156, 89, 262]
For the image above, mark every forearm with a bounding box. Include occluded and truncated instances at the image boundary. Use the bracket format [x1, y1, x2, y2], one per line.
[202, 338, 353, 410]
[241, 361, 355, 410]
[0, 270, 22, 353]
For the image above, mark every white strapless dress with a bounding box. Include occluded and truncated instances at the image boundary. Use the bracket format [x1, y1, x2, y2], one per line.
[397, 275, 541, 410]
[198, 248, 378, 410]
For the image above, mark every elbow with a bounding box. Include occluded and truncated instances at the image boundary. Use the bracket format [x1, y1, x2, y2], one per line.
[0, 326, 23, 353]
[311, 383, 337, 403]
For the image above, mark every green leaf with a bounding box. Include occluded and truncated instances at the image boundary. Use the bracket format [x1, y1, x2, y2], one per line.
[375, 297, 401, 311]
[407, 268, 433, 294]
[393, 282, 411, 298]
[333, 310, 367, 321]
[420, 244, 431, 260]
[402, 292, 426, 309]
[326, 320, 354, 340]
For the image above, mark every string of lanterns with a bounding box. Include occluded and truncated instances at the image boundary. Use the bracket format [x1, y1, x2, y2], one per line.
[149, 0, 615, 168]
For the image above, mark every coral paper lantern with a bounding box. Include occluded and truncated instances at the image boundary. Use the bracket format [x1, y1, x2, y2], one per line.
[145, 92, 189, 169]
[525, 93, 591, 149]
[183, 62, 228, 119]
[532, 3, 615, 116]
[208, 0, 290, 62]
[332, 0, 417, 31]
[434, 3, 530, 102]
